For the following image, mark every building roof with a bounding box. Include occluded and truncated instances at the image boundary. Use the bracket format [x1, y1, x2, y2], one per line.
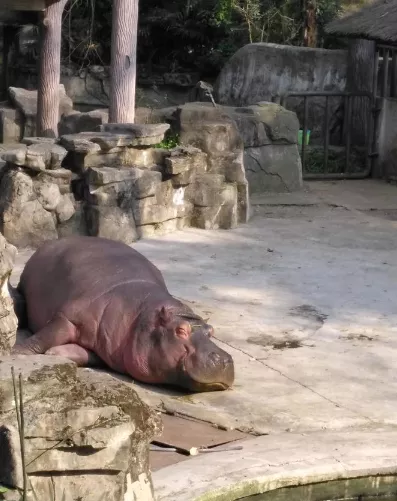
[325, 0, 397, 44]
[0, 0, 45, 12]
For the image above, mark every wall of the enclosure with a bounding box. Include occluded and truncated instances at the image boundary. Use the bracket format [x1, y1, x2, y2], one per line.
[213, 43, 348, 106]
[376, 97, 397, 179]
[213, 43, 348, 144]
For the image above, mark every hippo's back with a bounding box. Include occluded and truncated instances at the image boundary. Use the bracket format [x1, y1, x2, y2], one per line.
[19, 236, 167, 332]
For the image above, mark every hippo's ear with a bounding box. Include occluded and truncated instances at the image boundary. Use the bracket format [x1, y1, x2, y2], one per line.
[158, 306, 172, 327]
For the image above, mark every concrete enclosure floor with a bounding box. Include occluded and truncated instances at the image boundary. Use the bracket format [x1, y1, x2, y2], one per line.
[11, 179, 397, 480]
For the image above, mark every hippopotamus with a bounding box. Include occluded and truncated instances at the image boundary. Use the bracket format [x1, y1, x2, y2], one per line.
[12, 236, 234, 392]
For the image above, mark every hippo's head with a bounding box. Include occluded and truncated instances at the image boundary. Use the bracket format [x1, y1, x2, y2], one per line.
[142, 307, 235, 392]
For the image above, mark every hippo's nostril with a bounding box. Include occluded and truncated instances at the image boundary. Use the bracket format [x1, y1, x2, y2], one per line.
[209, 352, 221, 364]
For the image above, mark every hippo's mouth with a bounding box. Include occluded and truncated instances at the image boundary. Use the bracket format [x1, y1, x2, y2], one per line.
[178, 355, 233, 392]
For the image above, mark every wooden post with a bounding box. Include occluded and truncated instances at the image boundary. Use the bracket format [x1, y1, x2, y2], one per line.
[37, 0, 68, 137]
[109, 0, 139, 123]
[346, 39, 376, 147]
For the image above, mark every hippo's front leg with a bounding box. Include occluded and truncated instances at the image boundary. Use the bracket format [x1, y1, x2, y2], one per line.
[46, 344, 104, 367]
[12, 313, 76, 355]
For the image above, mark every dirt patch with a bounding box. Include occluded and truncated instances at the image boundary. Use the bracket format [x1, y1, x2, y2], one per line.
[289, 304, 327, 324]
[247, 334, 302, 350]
[340, 333, 374, 342]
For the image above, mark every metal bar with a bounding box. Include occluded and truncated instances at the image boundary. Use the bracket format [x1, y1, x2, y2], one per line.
[304, 171, 372, 180]
[345, 95, 352, 173]
[282, 91, 372, 98]
[373, 50, 380, 98]
[301, 96, 308, 170]
[382, 47, 390, 98]
[391, 51, 397, 97]
[281, 91, 374, 180]
[323, 95, 330, 172]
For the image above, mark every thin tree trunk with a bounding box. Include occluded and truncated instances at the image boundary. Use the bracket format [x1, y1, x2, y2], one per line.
[346, 38, 376, 146]
[304, 0, 317, 47]
[37, 0, 68, 138]
[109, 0, 139, 123]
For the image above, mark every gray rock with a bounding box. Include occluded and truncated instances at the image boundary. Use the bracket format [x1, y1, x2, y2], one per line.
[86, 169, 162, 206]
[0, 106, 23, 144]
[163, 72, 199, 87]
[85, 205, 138, 244]
[34, 181, 62, 211]
[57, 202, 87, 238]
[244, 144, 303, 193]
[186, 174, 227, 207]
[58, 109, 109, 136]
[164, 146, 207, 175]
[1, 145, 27, 166]
[0, 233, 18, 355]
[8, 84, 74, 121]
[86, 166, 141, 185]
[79, 132, 141, 150]
[55, 194, 76, 223]
[170, 168, 197, 187]
[134, 170, 163, 199]
[0, 169, 58, 248]
[59, 135, 102, 154]
[137, 217, 190, 238]
[102, 122, 170, 138]
[213, 43, 347, 107]
[22, 137, 57, 146]
[0, 355, 160, 501]
[192, 184, 238, 230]
[35, 168, 73, 194]
[133, 198, 178, 226]
[80, 149, 125, 169]
[178, 110, 243, 156]
[123, 147, 168, 169]
[24, 142, 68, 171]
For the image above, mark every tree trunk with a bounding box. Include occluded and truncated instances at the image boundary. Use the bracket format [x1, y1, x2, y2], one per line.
[109, 0, 139, 123]
[37, 0, 68, 138]
[304, 0, 317, 48]
[346, 38, 376, 146]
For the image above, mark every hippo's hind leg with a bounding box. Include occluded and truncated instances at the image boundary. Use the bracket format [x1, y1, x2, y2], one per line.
[9, 284, 28, 328]
[12, 313, 76, 355]
[46, 344, 104, 367]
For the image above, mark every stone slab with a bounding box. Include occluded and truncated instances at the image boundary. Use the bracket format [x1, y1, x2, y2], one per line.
[10, 180, 397, 463]
[153, 431, 397, 500]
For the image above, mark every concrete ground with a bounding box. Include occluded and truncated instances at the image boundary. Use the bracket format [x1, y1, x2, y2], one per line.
[11, 179, 397, 498]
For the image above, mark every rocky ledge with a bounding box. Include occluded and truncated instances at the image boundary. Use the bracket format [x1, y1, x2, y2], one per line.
[0, 114, 249, 249]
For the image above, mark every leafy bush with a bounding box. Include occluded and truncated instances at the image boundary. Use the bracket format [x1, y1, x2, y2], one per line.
[57, 0, 344, 76]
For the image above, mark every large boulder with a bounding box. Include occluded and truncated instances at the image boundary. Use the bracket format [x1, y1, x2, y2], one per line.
[213, 43, 347, 143]
[224, 103, 303, 193]
[0, 168, 59, 248]
[0, 355, 161, 501]
[0, 146, 76, 248]
[8, 85, 74, 138]
[174, 102, 250, 224]
[0, 233, 18, 355]
[214, 43, 347, 106]
[59, 109, 109, 136]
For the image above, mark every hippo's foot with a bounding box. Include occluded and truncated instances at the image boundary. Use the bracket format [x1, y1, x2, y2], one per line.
[46, 344, 104, 367]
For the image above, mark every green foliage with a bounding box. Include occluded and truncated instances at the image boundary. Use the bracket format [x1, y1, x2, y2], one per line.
[0, 486, 9, 494]
[60, 0, 343, 76]
[155, 133, 180, 150]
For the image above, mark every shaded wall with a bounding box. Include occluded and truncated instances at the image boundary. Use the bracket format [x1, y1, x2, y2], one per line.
[214, 43, 348, 144]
